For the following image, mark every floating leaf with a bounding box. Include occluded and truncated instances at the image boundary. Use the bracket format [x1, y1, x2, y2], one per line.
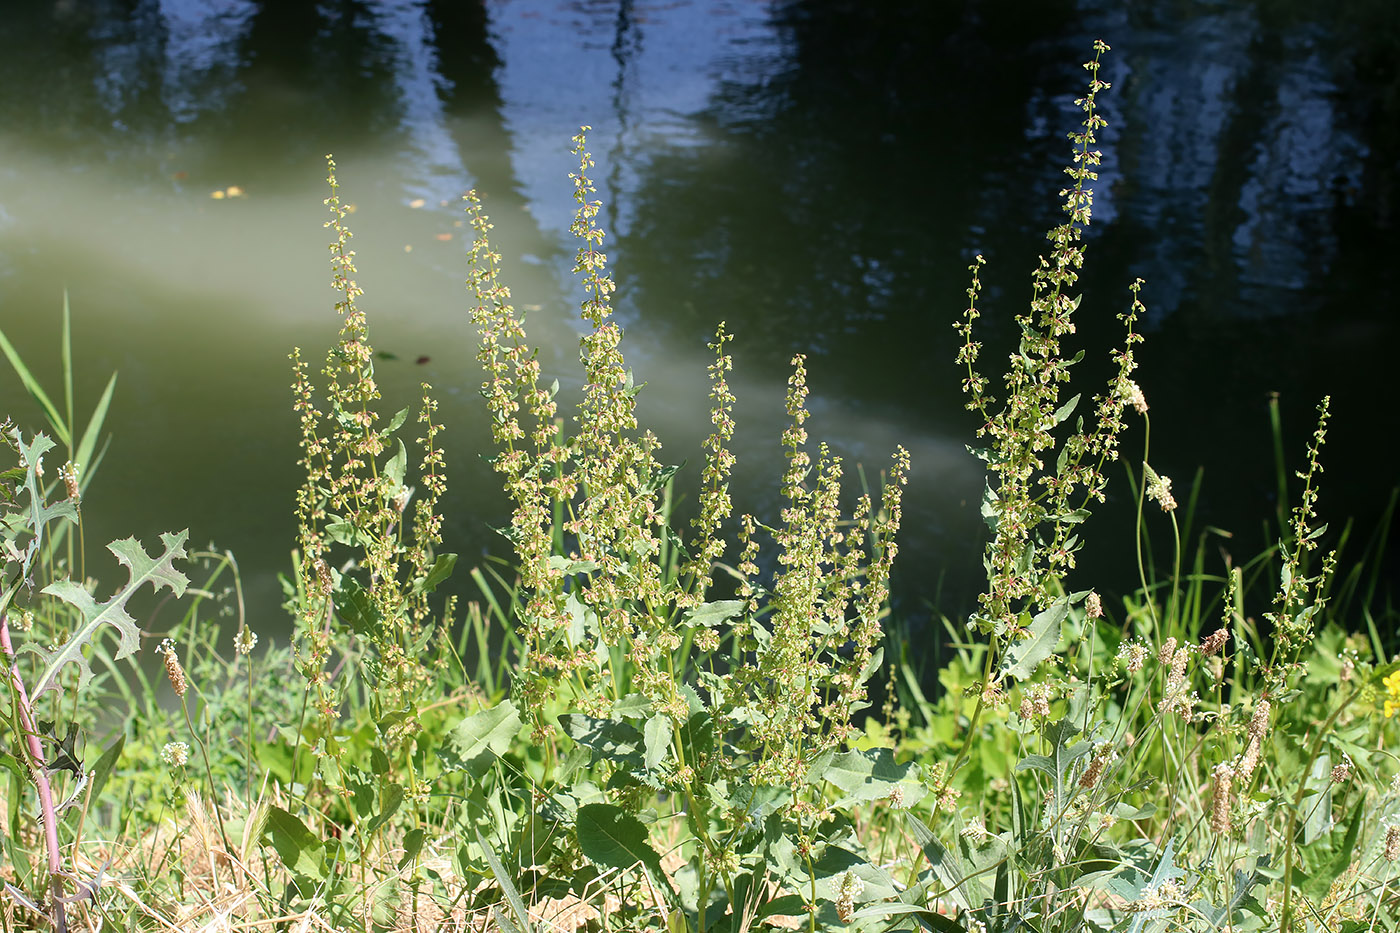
[35, 531, 189, 696]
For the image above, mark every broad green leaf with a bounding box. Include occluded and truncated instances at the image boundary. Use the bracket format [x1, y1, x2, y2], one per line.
[822, 747, 926, 807]
[643, 714, 672, 772]
[35, 531, 189, 696]
[683, 600, 745, 628]
[576, 803, 663, 878]
[264, 806, 325, 880]
[611, 694, 652, 719]
[412, 552, 457, 595]
[364, 783, 404, 837]
[438, 700, 521, 775]
[980, 480, 1000, 533]
[1053, 392, 1081, 426]
[561, 715, 643, 762]
[1001, 596, 1068, 681]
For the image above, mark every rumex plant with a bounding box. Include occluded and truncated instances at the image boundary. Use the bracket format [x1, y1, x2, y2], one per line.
[465, 127, 913, 930]
[288, 155, 452, 770]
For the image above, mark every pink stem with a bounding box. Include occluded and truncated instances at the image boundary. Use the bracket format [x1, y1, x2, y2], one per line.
[1, 613, 67, 932]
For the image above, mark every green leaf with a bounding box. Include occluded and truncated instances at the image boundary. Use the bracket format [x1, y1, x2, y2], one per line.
[398, 828, 425, 870]
[0, 324, 68, 445]
[264, 806, 325, 880]
[611, 694, 653, 719]
[384, 439, 408, 488]
[476, 830, 534, 933]
[561, 715, 643, 763]
[822, 748, 926, 807]
[905, 813, 978, 912]
[35, 531, 190, 696]
[1001, 596, 1068, 681]
[683, 599, 745, 628]
[438, 700, 521, 775]
[364, 783, 404, 837]
[576, 804, 663, 879]
[74, 373, 117, 495]
[980, 480, 1000, 533]
[1053, 392, 1081, 426]
[385, 406, 410, 434]
[643, 714, 672, 772]
[412, 553, 457, 596]
[88, 735, 124, 803]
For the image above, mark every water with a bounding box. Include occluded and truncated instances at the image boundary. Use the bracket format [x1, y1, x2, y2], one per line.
[1, 0, 1396, 652]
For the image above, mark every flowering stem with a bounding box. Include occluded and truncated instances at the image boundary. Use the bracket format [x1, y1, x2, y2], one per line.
[183, 696, 233, 869]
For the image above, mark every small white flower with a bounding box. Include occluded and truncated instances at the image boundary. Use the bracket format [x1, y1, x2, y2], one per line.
[161, 742, 190, 768]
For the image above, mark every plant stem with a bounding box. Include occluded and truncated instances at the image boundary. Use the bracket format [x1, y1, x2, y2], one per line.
[1, 613, 67, 933]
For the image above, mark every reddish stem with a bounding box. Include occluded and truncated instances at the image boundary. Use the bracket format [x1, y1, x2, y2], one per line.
[1, 613, 67, 933]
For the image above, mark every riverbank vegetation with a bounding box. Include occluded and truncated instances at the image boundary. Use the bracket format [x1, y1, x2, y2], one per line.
[2, 43, 1398, 932]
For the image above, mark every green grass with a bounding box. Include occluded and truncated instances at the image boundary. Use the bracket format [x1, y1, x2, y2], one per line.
[1, 41, 1398, 933]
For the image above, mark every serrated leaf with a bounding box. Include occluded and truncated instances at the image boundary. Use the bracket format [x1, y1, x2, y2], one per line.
[35, 531, 189, 696]
[438, 700, 521, 775]
[1001, 596, 1068, 681]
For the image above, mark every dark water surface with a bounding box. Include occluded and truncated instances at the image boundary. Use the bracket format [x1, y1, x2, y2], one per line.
[2, 1, 1396, 652]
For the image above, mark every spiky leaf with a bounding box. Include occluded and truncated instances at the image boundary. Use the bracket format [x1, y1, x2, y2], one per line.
[34, 531, 189, 696]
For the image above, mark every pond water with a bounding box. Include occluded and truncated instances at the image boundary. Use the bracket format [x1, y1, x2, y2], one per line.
[1, 0, 1396, 657]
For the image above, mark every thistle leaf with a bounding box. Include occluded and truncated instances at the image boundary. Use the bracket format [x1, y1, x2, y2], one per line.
[34, 530, 190, 696]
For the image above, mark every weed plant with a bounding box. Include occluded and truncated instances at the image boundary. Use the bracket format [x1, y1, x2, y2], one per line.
[0, 40, 1397, 933]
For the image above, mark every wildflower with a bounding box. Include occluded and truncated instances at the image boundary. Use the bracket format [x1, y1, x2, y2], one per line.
[1019, 682, 1052, 721]
[885, 785, 906, 810]
[1158, 637, 1177, 665]
[960, 817, 989, 841]
[1124, 381, 1148, 414]
[1330, 754, 1352, 784]
[1084, 590, 1102, 619]
[59, 461, 80, 503]
[1080, 744, 1116, 788]
[1117, 639, 1148, 673]
[1238, 699, 1270, 780]
[157, 638, 187, 697]
[1384, 670, 1400, 718]
[1199, 628, 1229, 657]
[1210, 762, 1234, 835]
[234, 626, 258, 656]
[161, 742, 190, 767]
[833, 870, 864, 922]
[1385, 823, 1400, 862]
[938, 785, 960, 812]
[1147, 472, 1177, 512]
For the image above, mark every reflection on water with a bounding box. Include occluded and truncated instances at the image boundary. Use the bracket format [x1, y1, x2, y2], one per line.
[0, 1, 1395, 645]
